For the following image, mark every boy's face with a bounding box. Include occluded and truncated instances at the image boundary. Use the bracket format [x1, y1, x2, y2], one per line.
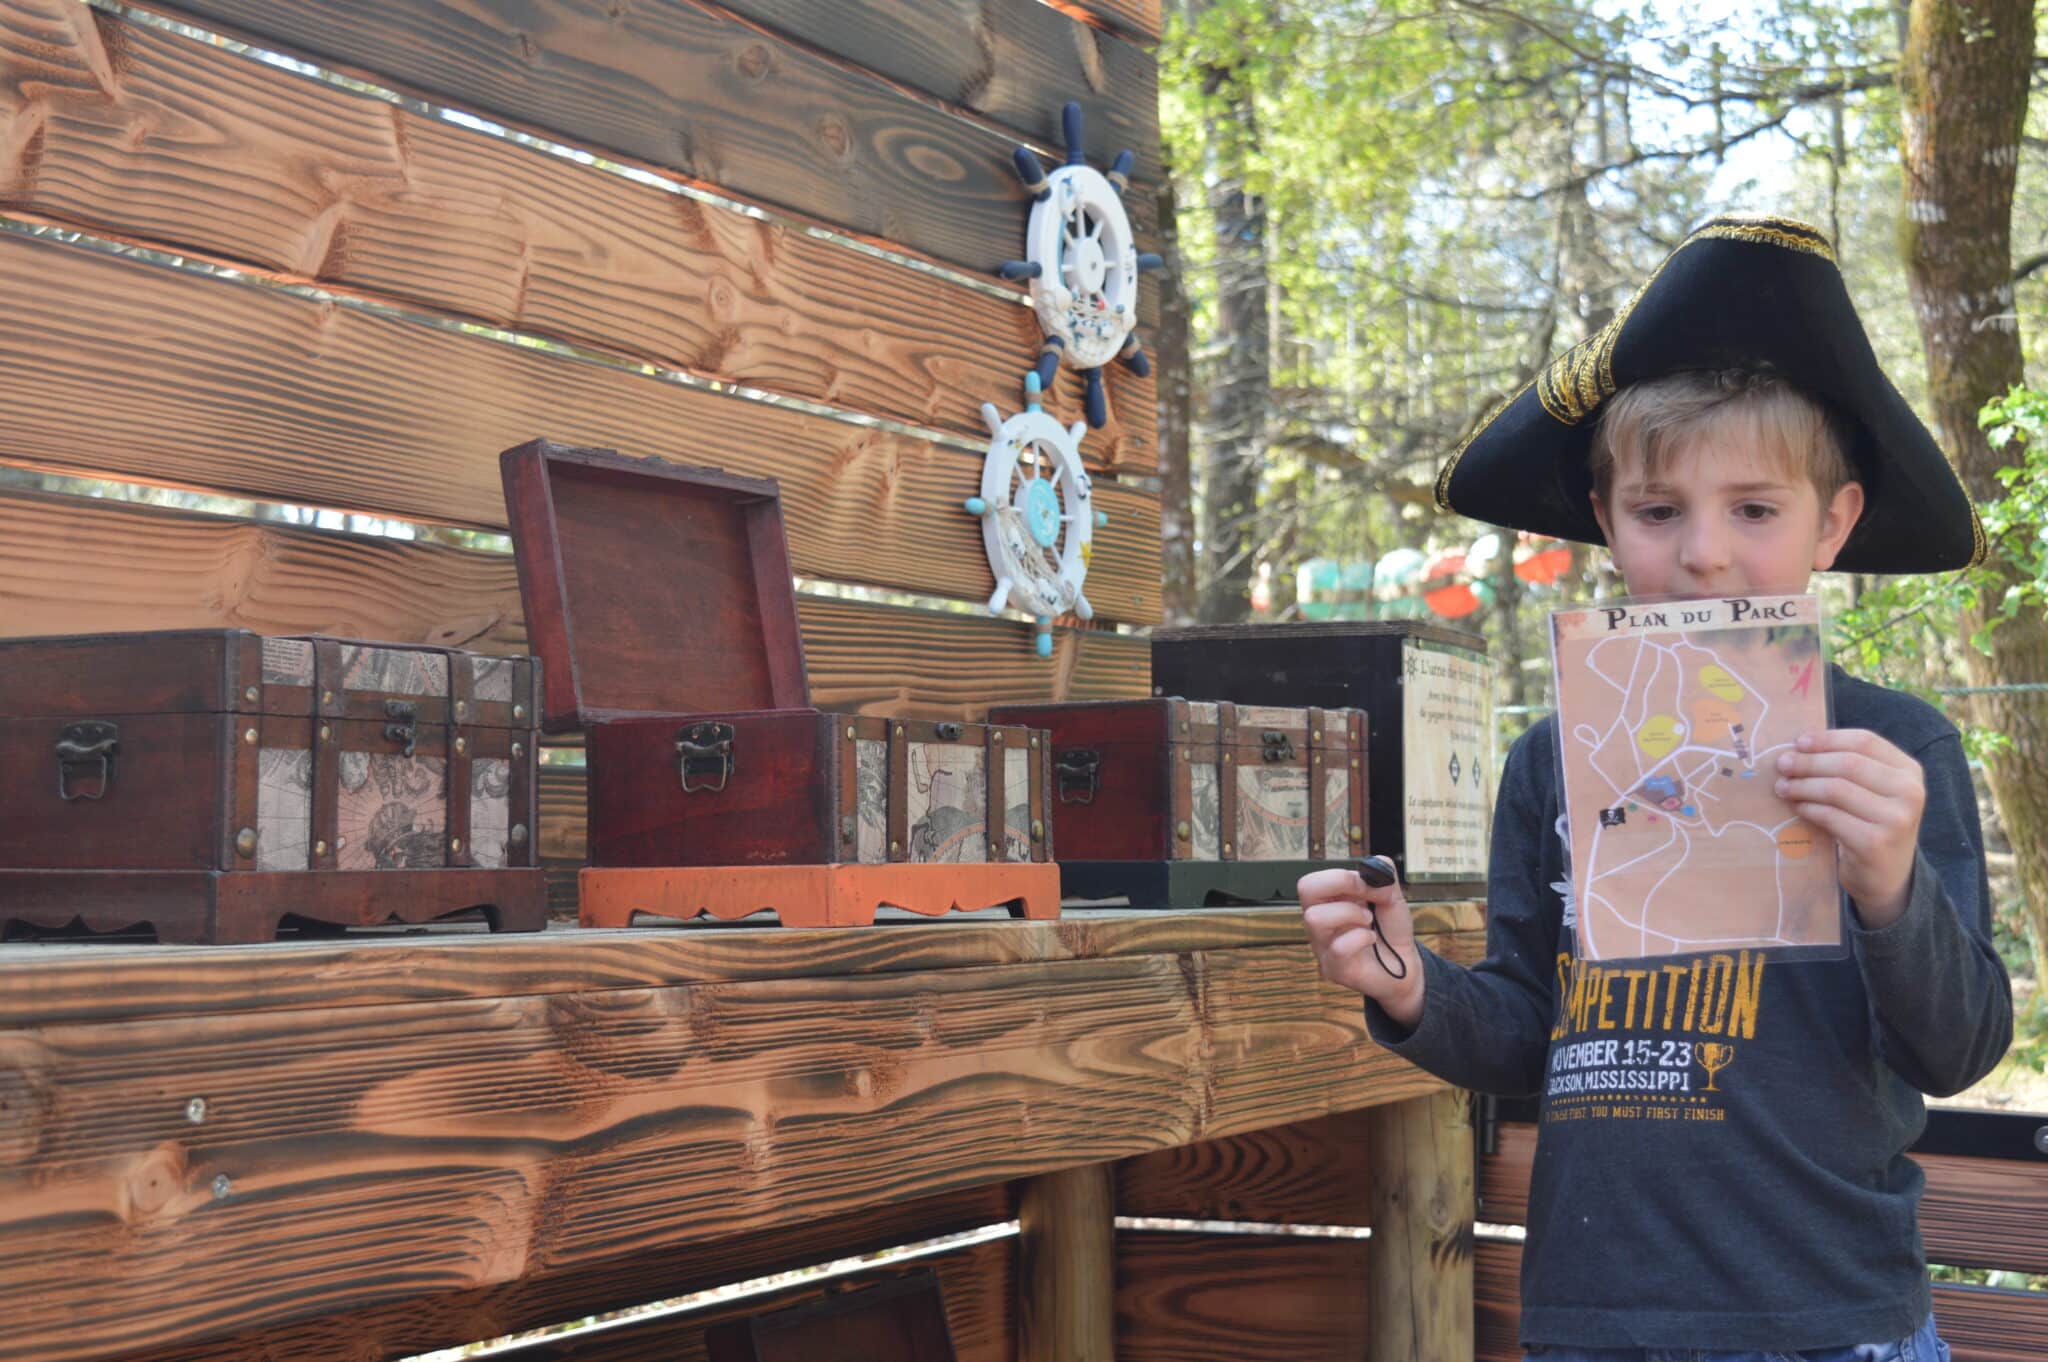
[1589, 435, 1865, 599]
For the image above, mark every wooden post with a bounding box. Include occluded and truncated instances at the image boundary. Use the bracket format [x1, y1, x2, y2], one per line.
[1367, 1089, 1475, 1361]
[1016, 1162, 1115, 1362]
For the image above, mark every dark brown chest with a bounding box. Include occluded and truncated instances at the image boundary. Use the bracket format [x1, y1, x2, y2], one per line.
[0, 630, 545, 942]
[986, 697, 1367, 907]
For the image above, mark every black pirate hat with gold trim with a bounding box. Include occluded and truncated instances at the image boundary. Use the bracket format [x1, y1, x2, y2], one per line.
[1434, 215, 1984, 574]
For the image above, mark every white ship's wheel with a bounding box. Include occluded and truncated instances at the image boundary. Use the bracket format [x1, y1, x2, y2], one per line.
[999, 101, 1165, 428]
[966, 375, 1102, 656]
[1025, 165, 1138, 370]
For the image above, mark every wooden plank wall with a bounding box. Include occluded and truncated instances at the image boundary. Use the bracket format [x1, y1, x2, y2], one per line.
[1477, 1121, 2048, 1362]
[0, 0, 1168, 916]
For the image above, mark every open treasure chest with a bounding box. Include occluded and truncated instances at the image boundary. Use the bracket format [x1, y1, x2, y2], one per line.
[984, 697, 1368, 907]
[0, 629, 547, 943]
[499, 439, 1060, 928]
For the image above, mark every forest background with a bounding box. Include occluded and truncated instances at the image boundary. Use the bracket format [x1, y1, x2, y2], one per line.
[1149, 0, 2048, 1104]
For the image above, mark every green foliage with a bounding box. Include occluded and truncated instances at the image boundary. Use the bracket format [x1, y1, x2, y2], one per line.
[1829, 384, 2048, 760]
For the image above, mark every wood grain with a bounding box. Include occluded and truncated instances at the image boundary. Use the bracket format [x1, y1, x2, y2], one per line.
[0, 486, 1157, 684]
[489, 1242, 1014, 1362]
[1018, 1164, 1113, 1362]
[0, 235, 1162, 618]
[1114, 1231, 1370, 1362]
[1056, 0, 1164, 43]
[694, 0, 1159, 179]
[0, 944, 1455, 1361]
[0, 903, 1487, 1028]
[1114, 1109, 1373, 1226]
[1482, 1121, 2048, 1274]
[0, 0, 1157, 459]
[153, 0, 1157, 277]
[124, 1184, 1012, 1362]
[1476, 1238, 2048, 1362]
[1366, 1089, 1474, 1362]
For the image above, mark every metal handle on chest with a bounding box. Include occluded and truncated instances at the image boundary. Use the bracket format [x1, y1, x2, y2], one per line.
[383, 700, 419, 758]
[1055, 748, 1100, 804]
[55, 722, 120, 801]
[1261, 730, 1296, 763]
[677, 722, 736, 793]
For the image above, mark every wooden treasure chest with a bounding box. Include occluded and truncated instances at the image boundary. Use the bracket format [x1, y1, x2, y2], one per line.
[984, 697, 1368, 907]
[1150, 621, 1492, 900]
[0, 630, 547, 943]
[499, 438, 1060, 928]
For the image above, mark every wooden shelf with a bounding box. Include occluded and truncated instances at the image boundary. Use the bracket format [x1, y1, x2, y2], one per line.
[0, 903, 1483, 1362]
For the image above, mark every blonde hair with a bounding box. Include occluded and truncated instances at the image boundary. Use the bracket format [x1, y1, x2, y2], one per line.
[1589, 369, 1856, 503]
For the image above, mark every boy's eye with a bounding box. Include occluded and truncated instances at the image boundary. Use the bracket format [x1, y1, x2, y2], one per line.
[1735, 503, 1779, 522]
[1633, 505, 1678, 524]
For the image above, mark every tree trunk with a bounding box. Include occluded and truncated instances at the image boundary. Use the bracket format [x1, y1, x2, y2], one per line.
[1195, 18, 1268, 625]
[1897, 0, 2044, 984]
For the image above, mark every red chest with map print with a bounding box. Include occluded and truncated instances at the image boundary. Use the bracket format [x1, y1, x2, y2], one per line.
[986, 697, 1368, 907]
[498, 439, 1059, 927]
[0, 630, 546, 943]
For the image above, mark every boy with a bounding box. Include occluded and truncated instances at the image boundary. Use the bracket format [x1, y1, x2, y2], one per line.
[1300, 216, 2012, 1360]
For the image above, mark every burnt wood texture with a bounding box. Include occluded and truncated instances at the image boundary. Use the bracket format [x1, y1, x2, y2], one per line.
[702, 1268, 961, 1362]
[0, 910, 1484, 1362]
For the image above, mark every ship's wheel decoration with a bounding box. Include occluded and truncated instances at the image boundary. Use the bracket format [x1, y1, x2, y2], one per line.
[1000, 101, 1166, 428]
[966, 373, 1106, 656]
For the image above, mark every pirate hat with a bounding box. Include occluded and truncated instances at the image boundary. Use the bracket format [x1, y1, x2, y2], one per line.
[1434, 215, 1984, 574]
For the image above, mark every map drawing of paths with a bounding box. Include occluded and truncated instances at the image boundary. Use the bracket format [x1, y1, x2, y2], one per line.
[1549, 594, 1842, 962]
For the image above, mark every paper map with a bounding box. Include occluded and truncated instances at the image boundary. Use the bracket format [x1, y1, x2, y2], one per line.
[1550, 594, 1841, 962]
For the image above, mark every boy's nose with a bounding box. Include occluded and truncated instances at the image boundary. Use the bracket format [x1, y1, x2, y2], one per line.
[1679, 521, 1732, 577]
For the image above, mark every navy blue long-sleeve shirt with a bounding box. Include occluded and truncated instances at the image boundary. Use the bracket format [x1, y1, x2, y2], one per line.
[1366, 667, 2013, 1350]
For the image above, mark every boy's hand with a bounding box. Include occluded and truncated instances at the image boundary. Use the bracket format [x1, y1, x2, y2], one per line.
[1298, 859, 1425, 1027]
[1775, 729, 1924, 928]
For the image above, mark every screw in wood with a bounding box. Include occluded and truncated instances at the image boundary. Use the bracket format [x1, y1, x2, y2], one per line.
[185, 1098, 206, 1124]
[889, 839, 901, 855]
[315, 840, 328, 857]
[243, 728, 258, 746]
[234, 828, 257, 858]
[336, 836, 347, 850]
[455, 701, 468, 719]
[450, 838, 463, 853]
[320, 725, 332, 741]
[1031, 819, 1044, 839]
[992, 731, 1004, 743]
[322, 690, 334, 705]
[1176, 820, 1190, 839]
[510, 825, 528, 846]
[514, 705, 526, 721]
[845, 725, 856, 740]
[244, 687, 260, 704]
[1030, 736, 1040, 749]
[894, 724, 906, 737]
[212, 1174, 231, 1200]
[1224, 842, 1233, 856]
[454, 737, 467, 755]
[1350, 825, 1363, 842]
[512, 742, 524, 758]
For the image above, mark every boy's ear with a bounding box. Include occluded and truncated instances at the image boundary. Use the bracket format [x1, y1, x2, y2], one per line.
[1812, 481, 1866, 572]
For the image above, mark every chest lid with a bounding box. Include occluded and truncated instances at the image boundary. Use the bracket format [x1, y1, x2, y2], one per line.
[0, 630, 533, 729]
[500, 439, 809, 733]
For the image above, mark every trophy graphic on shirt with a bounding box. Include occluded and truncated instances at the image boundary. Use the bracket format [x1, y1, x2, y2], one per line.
[1698, 1043, 1736, 1092]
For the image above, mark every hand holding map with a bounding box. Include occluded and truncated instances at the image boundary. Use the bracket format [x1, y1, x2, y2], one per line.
[1773, 727, 1926, 929]
[1550, 593, 1844, 962]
